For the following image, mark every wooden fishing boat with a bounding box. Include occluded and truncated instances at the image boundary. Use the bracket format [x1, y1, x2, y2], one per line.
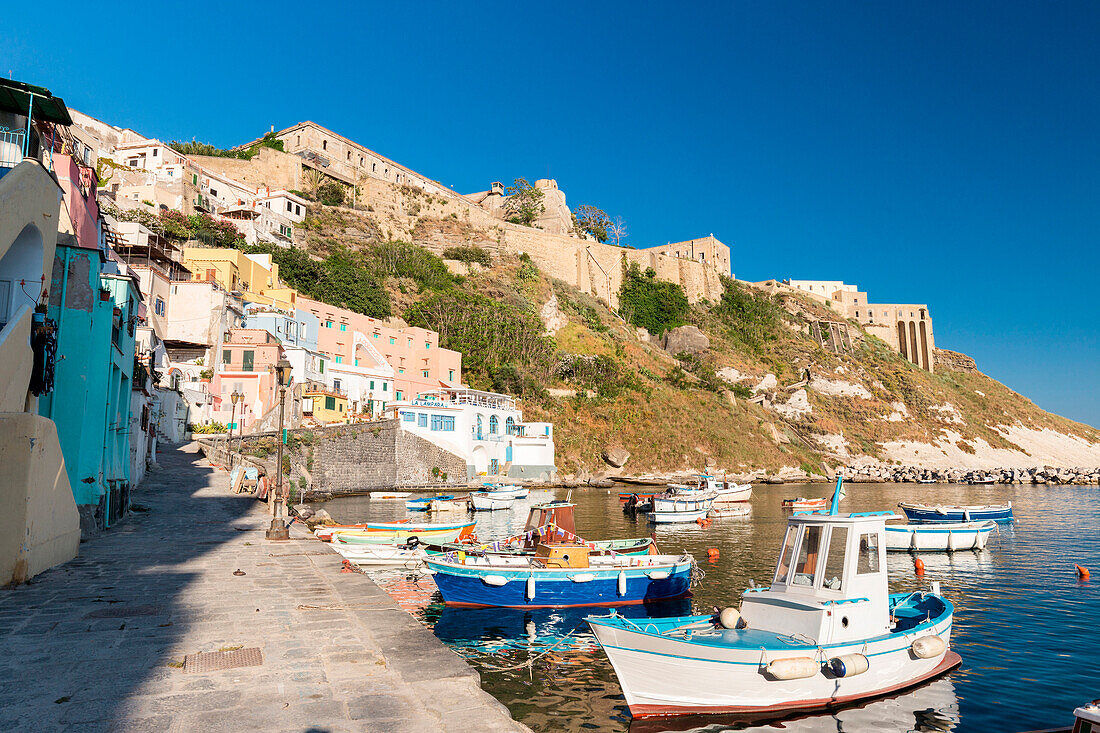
[709, 504, 751, 518]
[713, 483, 752, 503]
[315, 519, 475, 543]
[967, 476, 996, 485]
[1019, 700, 1100, 733]
[586, 508, 959, 720]
[428, 496, 471, 513]
[432, 535, 657, 558]
[782, 497, 828, 510]
[885, 520, 996, 552]
[331, 536, 427, 566]
[471, 491, 515, 511]
[650, 493, 715, 523]
[405, 494, 454, 511]
[425, 546, 694, 608]
[370, 491, 412, 500]
[898, 502, 1013, 524]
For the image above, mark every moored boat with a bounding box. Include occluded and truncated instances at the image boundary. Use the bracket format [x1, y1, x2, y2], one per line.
[315, 519, 475, 543]
[405, 494, 454, 511]
[618, 490, 664, 503]
[586, 508, 959, 720]
[331, 536, 426, 565]
[782, 497, 828, 510]
[471, 491, 515, 511]
[428, 496, 472, 513]
[898, 501, 1013, 524]
[885, 520, 996, 552]
[370, 491, 412, 500]
[709, 504, 751, 518]
[482, 483, 530, 499]
[650, 493, 715, 523]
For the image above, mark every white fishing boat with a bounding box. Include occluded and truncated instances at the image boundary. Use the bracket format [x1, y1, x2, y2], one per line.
[428, 496, 471, 513]
[650, 493, 716, 523]
[885, 520, 996, 552]
[471, 491, 515, 511]
[713, 483, 752, 504]
[587, 500, 960, 720]
[331, 537, 426, 566]
[482, 483, 530, 499]
[369, 491, 412, 500]
[709, 504, 751, 518]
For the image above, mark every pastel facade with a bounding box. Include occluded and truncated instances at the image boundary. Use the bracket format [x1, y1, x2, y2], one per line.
[181, 248, 295, 310]
[385, 388, 555, 481]
[302, 383, 348, 424]
[211, 329, 286, 430]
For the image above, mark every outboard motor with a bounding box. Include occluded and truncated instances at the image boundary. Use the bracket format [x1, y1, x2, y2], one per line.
[623, 494, 639, 516]
[403, 536, 420, 550]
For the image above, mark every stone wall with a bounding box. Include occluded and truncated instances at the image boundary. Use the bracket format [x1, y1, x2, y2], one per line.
[934, 348, 978, 374]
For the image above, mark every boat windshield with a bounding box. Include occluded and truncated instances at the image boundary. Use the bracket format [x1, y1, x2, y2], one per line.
[857, 532, 881, 574]
[788, 525, 822, 587]
[820, 526, 847, 591]
[774, 526, 797, 584]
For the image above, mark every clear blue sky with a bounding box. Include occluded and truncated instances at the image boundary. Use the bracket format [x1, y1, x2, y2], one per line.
[4, 2, 1098, 427]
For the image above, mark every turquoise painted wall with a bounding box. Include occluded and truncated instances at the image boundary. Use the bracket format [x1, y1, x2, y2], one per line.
[39, 245, 138, 526]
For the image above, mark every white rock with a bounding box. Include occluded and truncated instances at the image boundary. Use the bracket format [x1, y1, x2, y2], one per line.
[774, 388, 812, 419]
[540, 293, 568, 336]
[809, 377, 872, 399]
[754, 373, 778, 393]
[717, 367, 745, 384]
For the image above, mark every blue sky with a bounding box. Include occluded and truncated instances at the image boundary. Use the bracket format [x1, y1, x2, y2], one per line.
[4, 2, 1098, 426]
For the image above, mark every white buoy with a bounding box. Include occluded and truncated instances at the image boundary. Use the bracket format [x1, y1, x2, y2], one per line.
[828, 653, 869, 677]
[482, 575, 508, 586]
[911, 530, 919, 550]
[618, 570, 627, 596]
[911, 635, 946, 659]
[947, 530, 957, 552]
[570, 573, 596, 583]
[766, 657, 819, 680]
[526, 575, 536, 601]
[718, 607, 741, 629]
[647, 570, 669, 580]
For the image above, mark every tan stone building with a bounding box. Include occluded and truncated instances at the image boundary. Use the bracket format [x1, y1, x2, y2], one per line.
[648, 236, 732, 275]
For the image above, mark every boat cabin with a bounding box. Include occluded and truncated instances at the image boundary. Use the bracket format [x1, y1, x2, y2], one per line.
[523, 501, 577, 549]
[534, 542, 590, 569]
[739, 511, 894, 645]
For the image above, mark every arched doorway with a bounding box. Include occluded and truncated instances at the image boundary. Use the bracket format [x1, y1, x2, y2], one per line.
[471, 445, 488, 476]
[0, 223, 45, 331]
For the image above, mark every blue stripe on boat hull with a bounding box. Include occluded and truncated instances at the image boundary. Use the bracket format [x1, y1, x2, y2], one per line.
[901, 507, 1013, 523]
[430, 567, 693, 608]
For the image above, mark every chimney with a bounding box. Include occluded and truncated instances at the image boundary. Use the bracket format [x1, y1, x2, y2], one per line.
[270, 125, 275, 133]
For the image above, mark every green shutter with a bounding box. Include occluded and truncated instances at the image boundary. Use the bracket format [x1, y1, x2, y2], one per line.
[222, 349, 231, 364]
[325, 396, 335, 410]
[242, 350, 254, 371]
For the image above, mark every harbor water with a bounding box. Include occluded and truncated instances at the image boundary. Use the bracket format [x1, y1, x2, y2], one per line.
[319, 482, 1099, 732]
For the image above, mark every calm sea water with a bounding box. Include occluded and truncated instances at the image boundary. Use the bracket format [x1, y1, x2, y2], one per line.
[320, 482, 1099, 732]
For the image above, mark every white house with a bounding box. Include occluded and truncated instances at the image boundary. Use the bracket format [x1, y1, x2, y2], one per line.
[384, 387, 555, 482]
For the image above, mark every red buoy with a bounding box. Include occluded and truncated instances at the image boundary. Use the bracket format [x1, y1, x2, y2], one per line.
[914, 558, 925, 576]
[707, 548, 720, 559]
[1076, 564, 1090, 580]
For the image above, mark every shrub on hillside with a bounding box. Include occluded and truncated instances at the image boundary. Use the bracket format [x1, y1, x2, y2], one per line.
[555, 353, 640, 399]
[618, 262, 689, 336]
[317, 182, 346, 207]
[442, 246, 492, 267]
[368, 241, 455, 291]
[712, 276, 785, 352]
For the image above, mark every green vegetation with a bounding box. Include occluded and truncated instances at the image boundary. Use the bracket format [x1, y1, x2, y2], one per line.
[317, 182, 346, 207]
[503, 178, 545, 226]
[242, 244, 390, 318]
[442, 245, 492, 267]
[555, 354, 641, 399]
[711, 275, 786, 353]
[104, 205, 244, 248]
[169, 132, 284, 160]
[618, 262, 689, 336]
[188, 422, 227, 434]
[573, 205, 610, 242]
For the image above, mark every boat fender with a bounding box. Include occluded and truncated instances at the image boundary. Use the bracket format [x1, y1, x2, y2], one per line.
[647, 570, 670, 580]
[765, 657, 819, 680]
[717, 607, 742, 630]
[570, 573, 596, 583]
[618, 570, 627, 596]
[910, 635, 946, 659]
[946, 531, 957, 552]
[827, 653, 869, 678]
[914, 558, 925, 576]
[526, 576, 536, 600]
[482, 575, 509, 587]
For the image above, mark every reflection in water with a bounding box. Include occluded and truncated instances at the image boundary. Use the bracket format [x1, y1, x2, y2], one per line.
[322, 482, 1100, 733]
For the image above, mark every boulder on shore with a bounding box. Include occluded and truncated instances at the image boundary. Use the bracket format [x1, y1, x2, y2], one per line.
[601, 447, 631, 468]
[662, 325, 710, 356]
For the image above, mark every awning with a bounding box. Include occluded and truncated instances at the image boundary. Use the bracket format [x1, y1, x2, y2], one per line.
[0, 79, 73, 125]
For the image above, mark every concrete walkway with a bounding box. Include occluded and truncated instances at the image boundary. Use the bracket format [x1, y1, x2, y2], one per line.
[0, 443, 526, 732]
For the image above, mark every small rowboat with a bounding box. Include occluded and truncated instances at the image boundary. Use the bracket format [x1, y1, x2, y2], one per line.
[471, 491, 515, 511]
[482, 483, 530, 499]
[429, 496, 471, 513]
[885, 520, 996, 552]
[316, 519, 475, 543]
[782, 497, 828, 510]
[709, 504, 751, 518]
[369, 491, 411, 500]
[650, 494, 715, 523]
[406, 494, 454, 511]
[331, 536, 426, 566]
[713, 484, 752, 503]
[898, 502, 1013, 524]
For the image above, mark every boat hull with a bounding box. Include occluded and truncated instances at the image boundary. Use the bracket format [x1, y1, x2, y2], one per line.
[885, 521, 995, 551]
[319, 520, 476, 544]
[588, 601, 955, 719]
[899, 502, 1013, 524]
[650, 508, 710, 523]
[471, 493, 515, 511]
[332, 542, 426, 565]
[425, 557, 693, 608]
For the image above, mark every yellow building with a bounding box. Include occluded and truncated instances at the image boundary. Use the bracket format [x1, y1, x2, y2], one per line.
[302, 384, 348, 424]
[180, 248, 296, 310]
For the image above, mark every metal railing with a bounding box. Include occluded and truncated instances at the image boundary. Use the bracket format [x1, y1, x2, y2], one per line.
[0, 126, 27, 172]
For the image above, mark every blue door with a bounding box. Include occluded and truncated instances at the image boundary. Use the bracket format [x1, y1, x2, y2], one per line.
[506, 445, 513, 462]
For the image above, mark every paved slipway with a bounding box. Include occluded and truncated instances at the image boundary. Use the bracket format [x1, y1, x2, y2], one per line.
[0, 443, 526, 732]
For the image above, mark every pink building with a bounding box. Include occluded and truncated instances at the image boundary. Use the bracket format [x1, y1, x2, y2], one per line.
[53, 152, 102, 251]
[212, 329, 286, 430]
[298, 297, 462, 401]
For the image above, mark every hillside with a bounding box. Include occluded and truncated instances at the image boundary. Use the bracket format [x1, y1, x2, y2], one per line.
[230, 181, 1100, 480]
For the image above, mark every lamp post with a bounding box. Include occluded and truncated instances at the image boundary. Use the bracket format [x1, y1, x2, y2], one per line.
[228, 390, 243, 466]
[266, 357, 293, 541]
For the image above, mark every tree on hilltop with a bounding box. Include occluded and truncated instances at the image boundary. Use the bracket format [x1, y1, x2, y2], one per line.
[573, 205, 611, 243]
[503, 178, 545, 226]
[608, 215, 630, 247]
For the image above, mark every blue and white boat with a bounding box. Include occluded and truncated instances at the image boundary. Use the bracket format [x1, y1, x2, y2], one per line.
[482, 483, 530, 499]
[898, 501, 1013, 524]
[885, 520, 996, 552]
[405, 494, 454, 511]
[586, 491, 960, 720]
[425, 549, 694, 608]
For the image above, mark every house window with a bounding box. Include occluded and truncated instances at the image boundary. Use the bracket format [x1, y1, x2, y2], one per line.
[396, 390, 403, 400]
[295, 205, 301, 215]
[382, 382, 388, 391]
[287, 202, 293, 212]
[402, 411, 415, 422]
[370, 380, 375, 390]
[322, 140, 327, 150]
[210, 188, 218, 198]
[373, 333, 379, 338]
[223, 349, 231, 364]
[442, 416, 454, 431]
[325, 396, 336, 410]
[340, 323, 347, 331]
[192, 173, 198, 185]
[431, 415, 444, 431]
[335, 356, 343, 364]
[425, 342, 430, 349]
[489, 415, 498, 434]
[372, 163, 376, 172]
[326, 321, 333, 328]
[398, 368, 404, 374]
[422, 370, 429, 378]
[155, 297, 166, 316]
[354, 358, 359, 366]
[152, 148, 158, 157]
[333, 379, 342, 391]
[448, 370, 454, 381]
[242, 350, 254, 371]
[418, 413, 428, 427]
[389, 337, 395, 344]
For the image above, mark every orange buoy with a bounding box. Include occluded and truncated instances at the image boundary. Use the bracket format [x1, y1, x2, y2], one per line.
[1076, 564, 1090, 580]
[707, 548, 720, 559]
[696, 518, 705, 526]
[340, 560, 355, 574]
[914, 558, 925, 576]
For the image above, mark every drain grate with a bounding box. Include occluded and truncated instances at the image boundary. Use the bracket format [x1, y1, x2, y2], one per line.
[183, 647, 263, 673]
[84, 604, 162, 619]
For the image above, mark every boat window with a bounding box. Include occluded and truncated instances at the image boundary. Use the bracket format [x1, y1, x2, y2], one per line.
[789, 525, 822, 587]
[857, 532, 881, 574]
[820, 526, 848, 591]
[774, 527, 798, 584]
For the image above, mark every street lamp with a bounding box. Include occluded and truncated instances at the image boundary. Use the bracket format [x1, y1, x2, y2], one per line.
[229, 390, 243, 466]
[266, 357, 294, 541]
